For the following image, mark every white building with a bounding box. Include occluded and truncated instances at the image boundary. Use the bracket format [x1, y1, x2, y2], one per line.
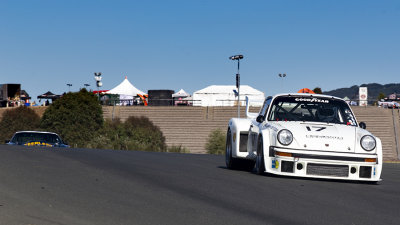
[193, 85, 265, 107]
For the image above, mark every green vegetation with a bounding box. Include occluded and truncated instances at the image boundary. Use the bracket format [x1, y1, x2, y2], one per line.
[206, 128, 226, 155]
[40, 89, 103, 148]
[1, 90, 168, 152]
[313, 87, 322, 94]
[86, 117, 167, 151]
[167, 145, 190, 153]
[0, 106, 41, 142]
[377, 92, 386, 101]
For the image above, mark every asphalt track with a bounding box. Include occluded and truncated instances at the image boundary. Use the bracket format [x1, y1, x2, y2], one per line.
[0, 145, 399, 225]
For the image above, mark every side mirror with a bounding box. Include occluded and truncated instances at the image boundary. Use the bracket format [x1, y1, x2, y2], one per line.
[256, 115, 265, 123]
[359, 122, 366, 129]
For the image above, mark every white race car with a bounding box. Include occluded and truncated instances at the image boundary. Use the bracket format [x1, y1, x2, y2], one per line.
[225, 93, 382, 182]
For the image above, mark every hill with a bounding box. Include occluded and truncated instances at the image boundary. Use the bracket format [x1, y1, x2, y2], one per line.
[322, 83, 400, 101]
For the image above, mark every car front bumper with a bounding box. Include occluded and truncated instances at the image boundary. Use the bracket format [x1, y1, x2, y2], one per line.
[264, 146, 382, 182]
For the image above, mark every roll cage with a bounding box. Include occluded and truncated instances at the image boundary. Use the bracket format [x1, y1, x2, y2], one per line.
[266, 96, 357, 126]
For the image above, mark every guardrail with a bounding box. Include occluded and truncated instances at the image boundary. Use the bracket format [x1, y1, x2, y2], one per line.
[101, 99, 201, 107]
[100, 99, 252, 107]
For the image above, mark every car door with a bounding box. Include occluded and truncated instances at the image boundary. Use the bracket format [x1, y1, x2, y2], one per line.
[248, 97, 272, 154]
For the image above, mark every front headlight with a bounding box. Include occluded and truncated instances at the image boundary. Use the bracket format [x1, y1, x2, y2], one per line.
[278, 129, 293, 146]
[361, 135, 376, 151]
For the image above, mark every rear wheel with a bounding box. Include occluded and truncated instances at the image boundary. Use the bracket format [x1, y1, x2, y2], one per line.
[255, 137, 265, 175]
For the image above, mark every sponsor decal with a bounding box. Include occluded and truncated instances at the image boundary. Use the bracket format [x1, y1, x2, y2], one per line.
[305, 135, 343, 140]
[295, 98, 329, 103]
[24, 142, 53, 147]
[264, 123, 278, 132]
[272, 159, 279, 169]
[306, 126, 326, 132]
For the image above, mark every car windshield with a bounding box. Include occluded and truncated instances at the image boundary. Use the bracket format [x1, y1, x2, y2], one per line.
[11, 132, 62, 145]
[267, 96, 357, 126]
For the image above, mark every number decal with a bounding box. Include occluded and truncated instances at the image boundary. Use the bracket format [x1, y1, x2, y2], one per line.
[306, 126, 326, 132]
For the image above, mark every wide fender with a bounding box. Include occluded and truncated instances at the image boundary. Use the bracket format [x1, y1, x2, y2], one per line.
[259, 129, 274, 170]
[228, 118, 252, 158]
[375, 137, 383, 180]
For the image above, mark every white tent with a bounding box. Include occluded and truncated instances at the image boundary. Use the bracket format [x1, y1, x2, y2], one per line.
[172, 89, 190, 98]
[106, 76, 146, 97]
[192, 85, 265, 107]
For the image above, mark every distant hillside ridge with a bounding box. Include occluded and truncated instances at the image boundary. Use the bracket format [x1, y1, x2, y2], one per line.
[323, 83, 400, 101]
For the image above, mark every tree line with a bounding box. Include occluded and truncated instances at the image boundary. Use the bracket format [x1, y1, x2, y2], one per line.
[0, 89, 169, 152]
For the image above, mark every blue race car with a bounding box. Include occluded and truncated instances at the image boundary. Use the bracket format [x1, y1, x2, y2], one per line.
[6, 131, 70, 148]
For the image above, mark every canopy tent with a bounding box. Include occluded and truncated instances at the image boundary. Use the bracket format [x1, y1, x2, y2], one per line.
[93, 90, 109, 95]
[193, 85, 265, 107]
[20, 90, 31, 100]
[106, 77, 146, 97]
[297, 88, 315, 94]
[172, 89, 190, 98]
[105, 77, 147, 105]
[37, 91, 61, 100]
[172, 89, 192, 106]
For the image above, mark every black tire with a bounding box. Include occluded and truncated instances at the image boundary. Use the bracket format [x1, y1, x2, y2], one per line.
[366, 181, 379, 185]
[255, 137, 265, 175]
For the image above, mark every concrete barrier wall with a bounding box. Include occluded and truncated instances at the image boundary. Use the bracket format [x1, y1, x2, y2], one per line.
[352, 107, 400, 160]
[1, 106, 399, 160]
[103, 106, 400, 160]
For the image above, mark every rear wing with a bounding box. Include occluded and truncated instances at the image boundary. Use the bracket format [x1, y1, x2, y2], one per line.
[245, 96, 264, 119]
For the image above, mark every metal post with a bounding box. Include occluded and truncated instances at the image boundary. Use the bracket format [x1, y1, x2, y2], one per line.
[237, 59, 240, 118]
[392, 108, 400, 159]
[94, 72, 102, 102]
[278, 74, 286, 92]
[67, 84, 72, 92]
[230, 55, 243, 118]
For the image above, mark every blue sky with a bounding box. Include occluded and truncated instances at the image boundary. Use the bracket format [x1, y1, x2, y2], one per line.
[1, 0, 399, 101]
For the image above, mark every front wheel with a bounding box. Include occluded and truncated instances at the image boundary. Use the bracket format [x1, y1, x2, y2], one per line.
[225, 128, 235, 169]
[255, 137, 265, 175]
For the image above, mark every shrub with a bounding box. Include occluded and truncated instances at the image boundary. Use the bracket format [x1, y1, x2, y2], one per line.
[86, 117, 167, 152]
[40, 89, 103, 147]
[0, 106, 41, 142]
[167, 145, 190, 153]
[206, 128, 226, 155]
[123, 116, 167, 151]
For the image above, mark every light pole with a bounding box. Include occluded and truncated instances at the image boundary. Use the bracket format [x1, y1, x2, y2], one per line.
[94, 72, 102, 100]
[229, 55, 243, 118]
[278, 73, 286, 92]
[67, 84, 72, 92]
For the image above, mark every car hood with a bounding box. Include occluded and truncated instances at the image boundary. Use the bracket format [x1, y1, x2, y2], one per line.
[275, 122, 357, 153]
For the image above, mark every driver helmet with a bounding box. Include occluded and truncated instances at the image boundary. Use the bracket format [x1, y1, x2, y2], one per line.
[317, 107, 335, 122]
